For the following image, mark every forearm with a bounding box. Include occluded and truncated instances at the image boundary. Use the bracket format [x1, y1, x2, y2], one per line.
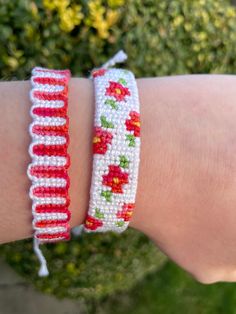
[132, 74, 236, 235]
[134, 75, 236, 283]
[1, 75, 236, 256]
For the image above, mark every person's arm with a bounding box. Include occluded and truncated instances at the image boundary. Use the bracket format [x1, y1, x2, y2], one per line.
[1, 75, 236, 284]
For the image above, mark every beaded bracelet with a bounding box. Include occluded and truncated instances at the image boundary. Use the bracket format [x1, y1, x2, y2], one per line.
[84, 67, 141, 233]
[28, 67, 71, 276]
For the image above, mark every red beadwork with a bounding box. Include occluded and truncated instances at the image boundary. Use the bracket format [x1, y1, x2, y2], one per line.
[33, 76, 68, 86]
[36, 231, 70, 241]
[84, 215, 103, 231]
[35, 204, 71, 215]
[116, 203, 135, 222]
[125, 111, 140, 137]
[29, 165, 69, 179]
[92, 68, 107, 78]
[93, 126, 113, 154]
[35, 220, 70, 228]
[32, 186, 68, 198]
[105, 81, 130, 101]
[32, 124, 69, 137]
[32, 106, 67, 117]
[102, 165, 129, 193]
[32, 144, 68, 157]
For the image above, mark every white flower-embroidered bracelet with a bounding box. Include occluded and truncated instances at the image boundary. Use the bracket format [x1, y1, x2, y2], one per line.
[84, 67, 141, 232]
[27, 67, 71, 276]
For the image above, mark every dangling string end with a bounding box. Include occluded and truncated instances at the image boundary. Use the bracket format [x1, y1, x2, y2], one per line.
[101, 50, 128, 69]
[72, 224, 84, 237]
[33, 237, 49, 277]
[89, 50, 128, 79]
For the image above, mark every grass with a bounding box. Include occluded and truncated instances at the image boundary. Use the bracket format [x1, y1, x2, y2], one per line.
[94, 260, 236, 314]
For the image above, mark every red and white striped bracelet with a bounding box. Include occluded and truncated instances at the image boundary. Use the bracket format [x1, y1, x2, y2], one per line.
[27, 67, 71, 276]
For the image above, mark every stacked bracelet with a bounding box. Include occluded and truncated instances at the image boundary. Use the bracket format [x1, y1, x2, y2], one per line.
[28, 67, 71, 276]
[84, 67, 141, 233]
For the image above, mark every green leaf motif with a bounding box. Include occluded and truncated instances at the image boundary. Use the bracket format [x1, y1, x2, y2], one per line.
[118, 78, 127, 86]
[116, 221, 125, 227]
[101, 115, 114, 129]
[126, 134, 136, 147]
[95, 208, 105, 219]
[101, 190, 112, 202]
[119, 155, 130, 169]
[105, 99, 118, 110]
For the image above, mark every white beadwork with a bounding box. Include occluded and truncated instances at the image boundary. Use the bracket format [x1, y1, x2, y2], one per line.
[85, 68, 141, 233]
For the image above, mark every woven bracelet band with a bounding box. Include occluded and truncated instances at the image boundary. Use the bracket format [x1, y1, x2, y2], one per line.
[84, 67, 141, 233]
[28, 67, 71, 276]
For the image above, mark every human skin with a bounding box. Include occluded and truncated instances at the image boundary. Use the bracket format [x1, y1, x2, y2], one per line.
[1, 75, 236, 284]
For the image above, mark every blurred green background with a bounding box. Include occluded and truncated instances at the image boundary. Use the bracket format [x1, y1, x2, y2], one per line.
[1, 0, 236, 313]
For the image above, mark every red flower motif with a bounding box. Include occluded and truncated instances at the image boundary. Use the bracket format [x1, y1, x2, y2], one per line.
[116, 203, 135, 222]
[125, 111, 140, 137]
[102, 165, 129, 193]
[92, 68, 107, 78]
[93, 127, 113, 154]
[84, 215, 103, 231]
[105, 81, 130, 102]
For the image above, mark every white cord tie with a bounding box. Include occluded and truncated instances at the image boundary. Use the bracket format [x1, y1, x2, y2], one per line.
[89, 50, 128, 79]
[33, 238, 49, 277]
[101, 50, 128, 69]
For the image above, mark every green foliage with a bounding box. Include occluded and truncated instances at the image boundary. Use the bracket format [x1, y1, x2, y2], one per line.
[122, 0, 236, 76]
[0, 230, 166, 300]
[1, 0, 236, 79]
[96, 261, 236, 314]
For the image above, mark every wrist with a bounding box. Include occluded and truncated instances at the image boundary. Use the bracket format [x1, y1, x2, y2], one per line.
[68, 78, 94, 228]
